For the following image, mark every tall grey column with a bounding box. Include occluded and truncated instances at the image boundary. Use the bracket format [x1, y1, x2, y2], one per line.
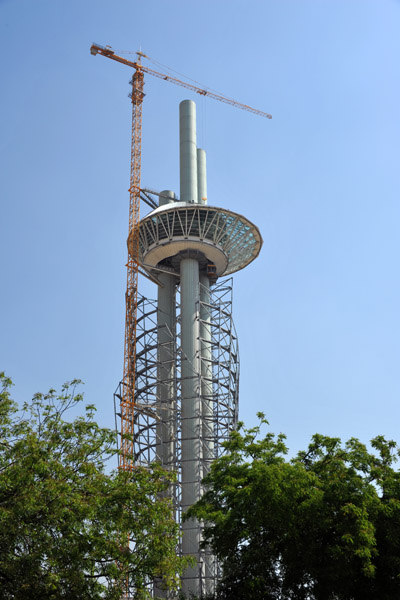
[198, 147, 215, 595]
[200, 274, 214, 473]
[197, 148, 207, 205]
[156, 271, 176, 470]
[180, 258, 202, 597]
[155, 191, 176, 600]
[197, 148, 214, 473]
[180, 100, 198, 204]
[199, 274, 214, 597]
[156, 190, 176, 472]
[179, 100, 203, 597]
[199, 273, 215, 598]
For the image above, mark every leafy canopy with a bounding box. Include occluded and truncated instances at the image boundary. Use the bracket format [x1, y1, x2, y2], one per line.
[188, 413, 400, 600]
[0, 373, 188, 600]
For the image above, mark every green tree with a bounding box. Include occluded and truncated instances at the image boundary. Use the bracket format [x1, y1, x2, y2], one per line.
[188, 414, 400, 600]
[0, 372, 187, 600]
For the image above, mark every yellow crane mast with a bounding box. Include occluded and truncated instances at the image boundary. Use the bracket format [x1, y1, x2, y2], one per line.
[90, 43, 272, 471]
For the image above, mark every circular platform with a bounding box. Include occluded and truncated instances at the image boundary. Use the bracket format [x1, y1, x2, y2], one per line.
[128, 202, 263, 277]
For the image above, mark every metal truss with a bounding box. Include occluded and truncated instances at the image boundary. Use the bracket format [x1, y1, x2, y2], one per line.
[201, 279, 240, 457]
[114, 277, 239, 596]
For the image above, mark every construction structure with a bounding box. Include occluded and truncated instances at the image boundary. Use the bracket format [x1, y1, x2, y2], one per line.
[91, 44, 267, 598]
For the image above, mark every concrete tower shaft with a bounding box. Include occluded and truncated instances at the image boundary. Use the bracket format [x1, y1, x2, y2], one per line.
[180, 100, 198, 204]
[179, 100, 205, 596]
[197, 148, 207, 205]
[156, 190, 177, 478]
[197, 145, 214, 476]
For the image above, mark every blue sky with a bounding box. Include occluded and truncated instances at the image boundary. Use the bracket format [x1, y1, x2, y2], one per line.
[1, 0, 399, 458]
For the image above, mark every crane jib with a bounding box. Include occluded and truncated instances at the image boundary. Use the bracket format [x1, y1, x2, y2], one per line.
[90, 43, 272, 119]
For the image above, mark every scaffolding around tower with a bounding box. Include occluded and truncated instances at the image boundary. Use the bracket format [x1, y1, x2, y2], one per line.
[113, 277, 239, 592]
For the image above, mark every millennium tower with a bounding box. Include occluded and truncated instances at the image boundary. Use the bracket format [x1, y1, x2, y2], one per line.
[90, 42, 268, 599]
[117, 99, 262, 597]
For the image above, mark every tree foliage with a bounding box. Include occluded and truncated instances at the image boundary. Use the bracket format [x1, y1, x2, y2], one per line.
[0, 373, 187, 599]
[188, 414, 400, 600]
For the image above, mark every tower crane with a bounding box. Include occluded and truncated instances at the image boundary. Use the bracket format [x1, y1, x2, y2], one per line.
[90, 43, 272, 471]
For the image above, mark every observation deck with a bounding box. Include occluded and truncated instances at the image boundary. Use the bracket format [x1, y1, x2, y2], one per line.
[129, 201, 263, 278]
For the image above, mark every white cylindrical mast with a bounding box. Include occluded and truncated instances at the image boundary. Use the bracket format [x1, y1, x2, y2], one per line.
[156, 190, 177, 476]
[197, 148, 214, 476]
[180, 100, 198, 204]
[197, 148, 207, 205]
[155, 190, 177, 599]
[180, 100, 203, 597]
[197, 145, 215, 595]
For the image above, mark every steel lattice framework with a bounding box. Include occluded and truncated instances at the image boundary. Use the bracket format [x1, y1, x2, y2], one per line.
[114, 278, 239, 590]
[119, 69, 144, 472]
